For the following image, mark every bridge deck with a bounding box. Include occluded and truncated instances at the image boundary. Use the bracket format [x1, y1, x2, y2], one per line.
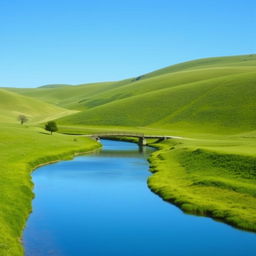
[86, 132, 177, 139]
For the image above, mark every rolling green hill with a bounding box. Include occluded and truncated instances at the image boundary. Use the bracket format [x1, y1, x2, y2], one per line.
[6, 54, 256, 134]
[38, 84, 71, 88]
[6, 79, 135, 109]
[57, 72, 256, 133]
[54, 55, 256, 134]
[141, 54, 256, 79]
[0, 88, 75, 124]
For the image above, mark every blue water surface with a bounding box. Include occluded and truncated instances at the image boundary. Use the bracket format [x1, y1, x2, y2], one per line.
[23, 139, 256, 256]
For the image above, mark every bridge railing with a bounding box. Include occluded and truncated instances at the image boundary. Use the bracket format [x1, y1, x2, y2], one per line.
[92, 132, 145, 137]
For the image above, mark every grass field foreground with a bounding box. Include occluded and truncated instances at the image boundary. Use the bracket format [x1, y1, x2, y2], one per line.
[0, 124, 100, 256]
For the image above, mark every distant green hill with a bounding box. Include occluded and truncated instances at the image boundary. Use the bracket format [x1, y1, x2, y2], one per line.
[57, 54, 256, 134]
[38, 84, 71, 88]
[7, 79, 134, 109]
[57, 72, 256, 133]
[5, 54, 256, 134]
[141, 54, 256, 79]
[0, 88, 74, 124]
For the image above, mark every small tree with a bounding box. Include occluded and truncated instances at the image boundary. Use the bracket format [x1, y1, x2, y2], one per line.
[18, 114, 28, 125]
[45, 121, 58, 135]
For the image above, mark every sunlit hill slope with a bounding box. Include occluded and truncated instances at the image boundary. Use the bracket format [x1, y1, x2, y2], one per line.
[6, 54, 256, 134]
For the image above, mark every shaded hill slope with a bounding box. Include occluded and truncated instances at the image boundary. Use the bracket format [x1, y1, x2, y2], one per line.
[6, 79, 135, 109]
[8, 54, 256, 109]
[58, 71, 256, 134]
[0, 88, 73, 124]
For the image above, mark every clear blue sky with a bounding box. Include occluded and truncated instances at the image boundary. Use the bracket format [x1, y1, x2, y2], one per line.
[0, 0, 255, 88]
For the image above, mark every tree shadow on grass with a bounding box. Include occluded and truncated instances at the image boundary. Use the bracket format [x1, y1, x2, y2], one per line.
[39, 131, 51, 135]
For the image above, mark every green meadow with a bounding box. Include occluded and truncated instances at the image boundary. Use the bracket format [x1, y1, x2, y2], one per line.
[1, 54, 256, 254]
[0, 105, 100, 256]
[148, 136, 256, 232]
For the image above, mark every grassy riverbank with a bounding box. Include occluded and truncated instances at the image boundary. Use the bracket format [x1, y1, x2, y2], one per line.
[63, 125, 256, 232]
[0, 123, 100, 256]
[148, 137, 256, 232]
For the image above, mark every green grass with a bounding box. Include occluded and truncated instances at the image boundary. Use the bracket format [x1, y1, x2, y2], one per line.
[0, 123, 100, 256]
[56, 71, 256, 134]
[6, 79, 135, 109]
[6, 54, 256, 134]
[31, 54, 254, 135]
[148, 137, 256, 232]
[70, 66, 256, 110]
[142, 54, 256, 79]
[0, 88, 76, 124]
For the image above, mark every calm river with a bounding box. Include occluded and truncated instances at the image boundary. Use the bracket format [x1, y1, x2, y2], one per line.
[23, 139, 256, 256]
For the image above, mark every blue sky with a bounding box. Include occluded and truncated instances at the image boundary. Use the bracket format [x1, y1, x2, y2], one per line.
[0, 0, 255, 87]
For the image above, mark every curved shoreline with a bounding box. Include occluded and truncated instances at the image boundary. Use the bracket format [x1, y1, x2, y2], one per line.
[146, 141, 256, 233]
[55, 135, 256, 233]
[93, 137, 256, 232]
[18, 141, 101, 255]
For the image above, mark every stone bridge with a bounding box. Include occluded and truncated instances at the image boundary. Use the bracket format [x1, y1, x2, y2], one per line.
[89, 132, 174, 146]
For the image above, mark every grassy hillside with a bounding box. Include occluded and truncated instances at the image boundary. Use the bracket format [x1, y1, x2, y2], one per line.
[6, 79, 135, 109]
[73, 66, 255, 109]
[0, 88, 75, 124]
[38, 84, 71, 88]
[142, 54, 256, 79]
[7, 54, 256, 111]
[5, 54, 256, 135]
[15, 54, 251, 134]
[58, 71, 256, 134]
[0, 87, 102, 255]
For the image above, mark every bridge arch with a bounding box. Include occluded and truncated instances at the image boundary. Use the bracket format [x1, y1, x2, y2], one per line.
[90, 132, 172, 146]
